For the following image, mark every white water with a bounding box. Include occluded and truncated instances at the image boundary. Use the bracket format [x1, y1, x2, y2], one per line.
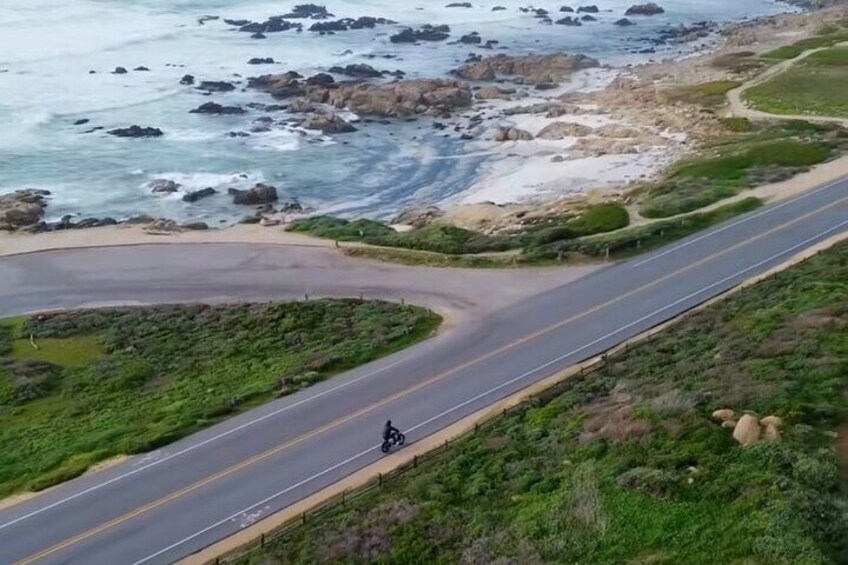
[0, 0, 794, 223]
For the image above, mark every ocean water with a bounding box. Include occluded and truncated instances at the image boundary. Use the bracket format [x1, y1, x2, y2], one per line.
[0, 0, 794, 224]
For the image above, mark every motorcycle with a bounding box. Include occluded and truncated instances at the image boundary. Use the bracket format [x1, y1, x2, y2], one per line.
[380, 430, 406, 453]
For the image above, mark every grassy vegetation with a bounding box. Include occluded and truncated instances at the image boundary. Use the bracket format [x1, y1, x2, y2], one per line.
[665, 80, 742, 107]
[289, 203, 630, 258]
[760, 31, 848, 60]
[242, 242, 848, 565]
[338, 200, 762, 268]
[0, 301, 440, 497]
[745, 47, 848, 119]
[639, 121, 842, 218]
[718, 117, 755, 132]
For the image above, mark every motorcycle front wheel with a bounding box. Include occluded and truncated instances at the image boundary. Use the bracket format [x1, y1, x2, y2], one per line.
[380, 440, 391, 453]
[396, 433, 406, 446]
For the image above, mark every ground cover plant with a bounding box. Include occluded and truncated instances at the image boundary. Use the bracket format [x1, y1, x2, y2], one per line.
[0, 300, 440, 497]
[745, 46, 848, 118]
[241, 242, 848, 565]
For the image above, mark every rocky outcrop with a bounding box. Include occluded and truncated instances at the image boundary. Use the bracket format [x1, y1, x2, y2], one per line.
[475, 86, 516, 100]
[248, 57, 275, 65]
[390, 25, 451, 43]
[229, 183, 278, 205]
[556, 16, 582, 26]
[149, 179, 181, 193]
[392, 205, 444, 228]
[189, 102, 246, 115]
[182, 187, 217, 203]
[625, 3, 665, 16]
[282, 4, 332, 18]
[453, 53, 599, 84]
[615, 18, 636, 26]
[180, 74, 195, 85]
[196, 80, 236, 93]
[309, 16, 395, 32]
[536, 121, 593, 139]
[493, 126, 533, 141]
[0, 189, 50, 231]
[301, 114, 357, 134]
[577, 5, 599, 13]
[108, 126, 164, 138]
[446, 2, 472, 6]
[327, 63, 384, 78]
[113, 66, 128, 74]
[253, 76, 472, 117]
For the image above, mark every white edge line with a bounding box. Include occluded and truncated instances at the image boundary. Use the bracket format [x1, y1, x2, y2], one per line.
[132, 219, 848, 565]
[630, 177, 843, 268]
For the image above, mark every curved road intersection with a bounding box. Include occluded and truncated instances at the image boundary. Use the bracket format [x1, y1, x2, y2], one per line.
[0, 177, 846, 565]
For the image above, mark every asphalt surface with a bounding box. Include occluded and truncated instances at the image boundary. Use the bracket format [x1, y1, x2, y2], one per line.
[0, 176, 846, 565]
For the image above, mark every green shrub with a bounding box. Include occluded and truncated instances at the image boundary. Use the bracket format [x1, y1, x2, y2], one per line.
[718, 117, 754, 132]
[287, 216, 395, 241]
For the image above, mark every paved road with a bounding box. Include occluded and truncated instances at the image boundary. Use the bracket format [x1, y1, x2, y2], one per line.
[0, 177, 846, 565]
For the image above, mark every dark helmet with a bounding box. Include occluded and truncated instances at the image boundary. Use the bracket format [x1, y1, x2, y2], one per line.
[386, 420, 392, 426]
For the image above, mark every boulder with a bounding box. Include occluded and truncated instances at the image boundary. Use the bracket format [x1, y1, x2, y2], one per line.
[333, 63, 383, 78]
[764, 424, 781, 442]
[305, 73, 335, 86]
[475, 86, 516, 100]
[537, 121, 593, 139]
[615, 17, 636, 26]
[189, 102, 247, 115]
[112, 66, 128, 74]
[282, 4, 332, 18]
[108, 125, 164, 138]
[229, 183, 278, 205]
[301, 114, 358, 134]
[180, 74, 195, 85]
[392, 205, 444, 228]
[446, 2, 472, 6]
[182, 187, 217, 203]
[248, 57, 275, 65]
[760, 415, 783, 428]
[74, 119, 90, 126]
[0, 189, 50, 231]
[577, 5, 599, 12]
[581, 14, 597, 21]
[453, 53, 599, 85]
[196, 80, 236, 93]
[149, 179, 181, 193]
[134, 66, 150, 72]
[390, 24, 451, 43]
[625, 3, 665, 16]
[492, 5, 507, 10]
[711, 409, 735, 422]
[556, 16, 582, 26]
[459, 32, 482, 45]
[493, 127, 533, 141]
[721, 419, 737, 429]
[181, 221, 209, 230]
[560, 6, 575, 12]
[732, 414, 761, 446]
[144, 219, 181, 234]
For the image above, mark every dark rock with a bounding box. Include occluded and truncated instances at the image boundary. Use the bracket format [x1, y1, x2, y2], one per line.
[334, 63, 383, 78]
[390, 24, 451, 43]
[301, 114, 357, 134]
[310, 20, 348, 32]
[82, 126, 104, 134]
[625, 3, 665, 16]
[112, 66, 128, 74]
[198, 15, 219, 25]
[305, 72, 335, 86]
[577, 5, 599, 12]
[615, 17, 636, 26]
[459, 32, 482, 44]
[581, 14, 597, 21]
[196, 80, 236, 92]
[190, 102, 246, 115]
[0, 189, 50, 231]
[123, 214, 155, 225]
[181, 221, 209, 230]
[182, 187, 217, 203]
[446, 2, 472, 6]
[149, 179, 181, 193]
[279, 200, 304, 213]
[556, 16, 582, 26]
[560, 5, 575, 12]
[74, 119, 90, 126]
[282, 4, 332, 18]
[108, 125, 164, 138]
[251, 32, 267, 39]
[492, 5, 507, 10]
[248, 57, 275, 65]
[227, 131, 251, 137]
[134, 66, 150, 71]
[224, 18, 251, 26]
[180, 74, 195, 85]
[535, 82, 558, 90]
[229, 183, 278, 205]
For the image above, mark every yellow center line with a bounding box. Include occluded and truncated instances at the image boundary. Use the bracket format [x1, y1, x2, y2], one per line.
[16, 194, 847, 565]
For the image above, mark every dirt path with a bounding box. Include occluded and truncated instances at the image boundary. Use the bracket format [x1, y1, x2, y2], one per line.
[726, 42, 848, 126]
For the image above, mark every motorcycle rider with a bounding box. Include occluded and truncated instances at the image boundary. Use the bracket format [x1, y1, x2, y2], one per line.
[383, 419, 400, 442]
